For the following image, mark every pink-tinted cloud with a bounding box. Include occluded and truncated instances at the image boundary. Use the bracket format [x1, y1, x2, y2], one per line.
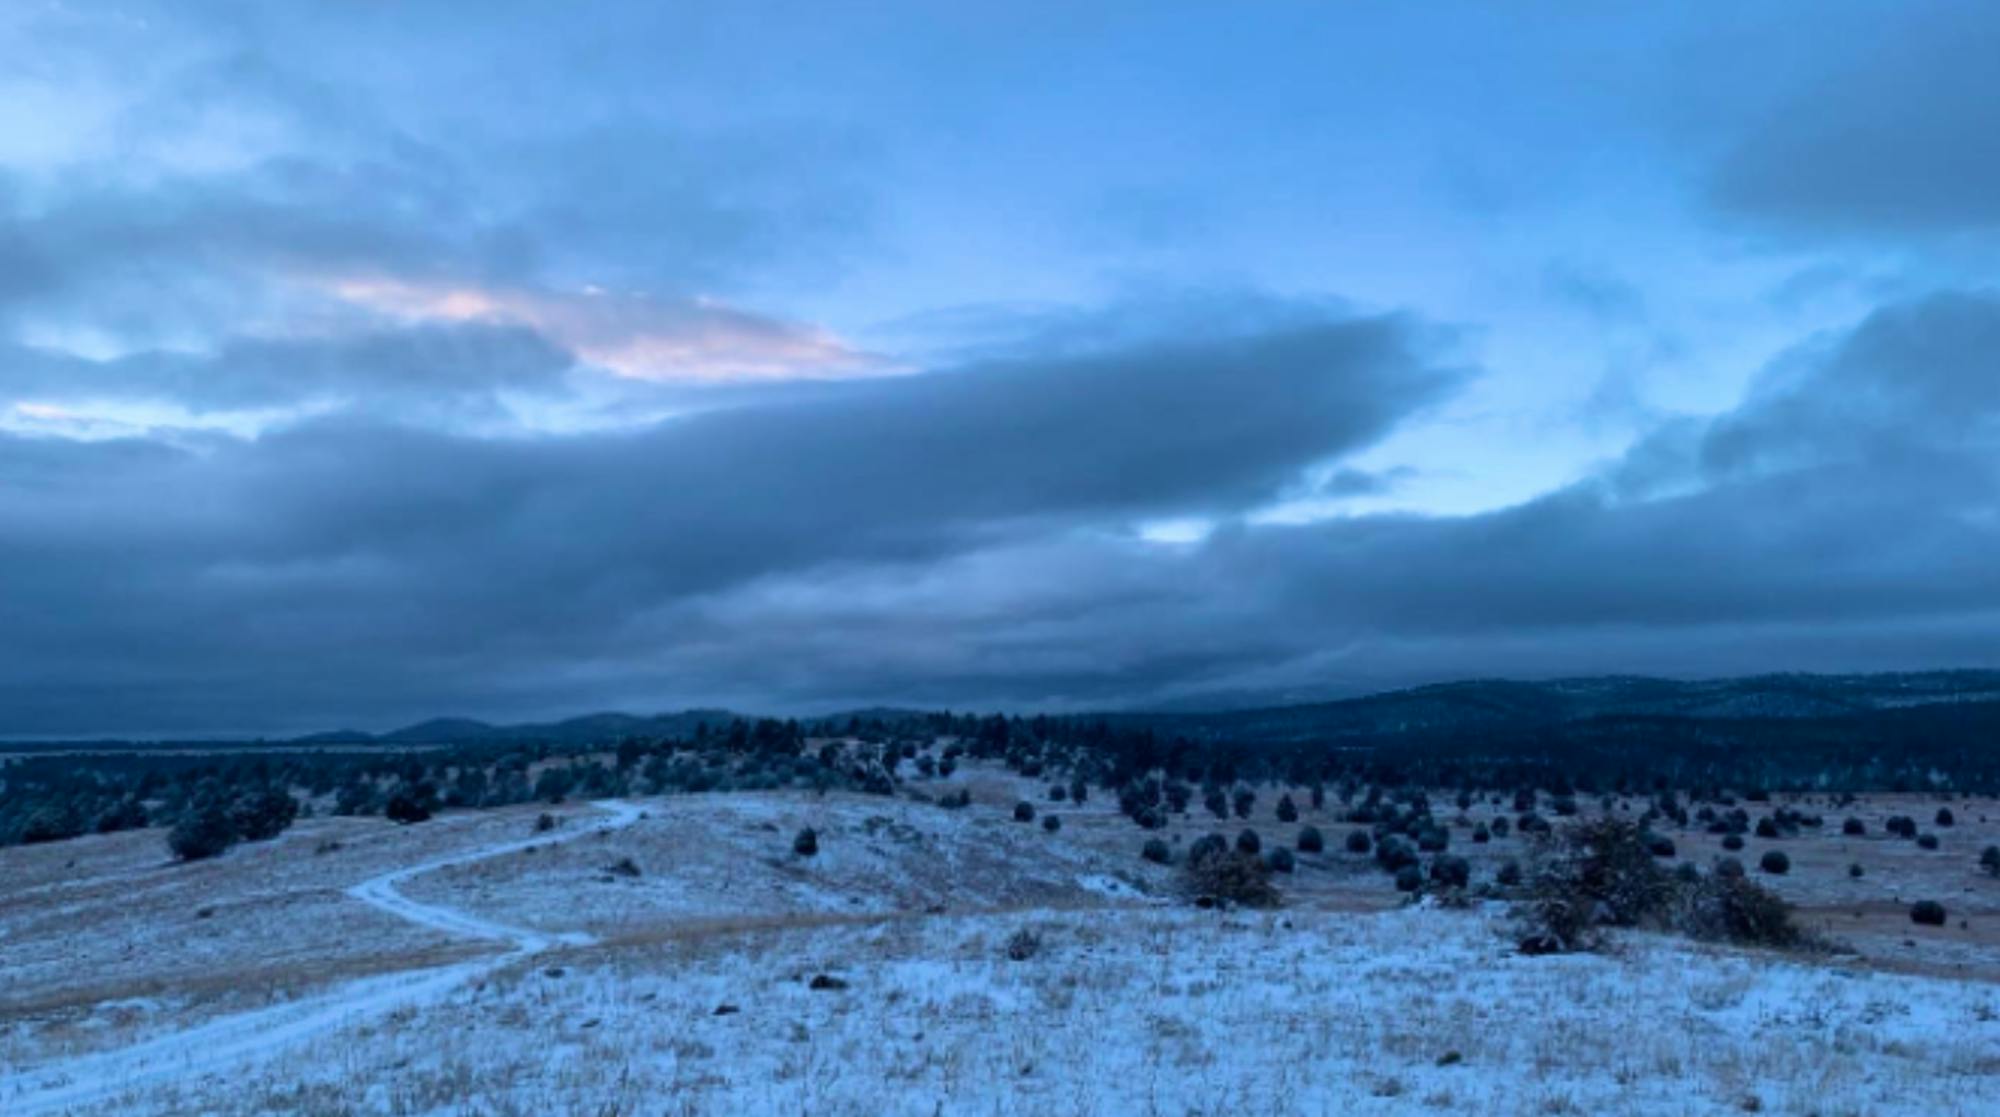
[327, 277, 890, 382]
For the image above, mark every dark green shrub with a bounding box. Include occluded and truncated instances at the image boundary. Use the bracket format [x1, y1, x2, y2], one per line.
[1472, 823, 1491, 844]
[384, 789, 433, 825]
[1374, 837, 1417, 872]
[1275, 794, 1299, 823]
[793, 827, 819, 856]
[1182, 849, 1281, 909]
[1842, 818, 1866, 836]
[1142, 838, 1173, 865]
[1935, 807, 1955, 828]
[1647, 834, 1676, 859]
[1013, 801, 1036, 823]
[1715, 857, 1746, 879]
[1848, 862, 1864, 878]
[1516, 818, 1673, 954]
[1188, 833, 1229, 866]
[1394, 864, 1423, 892]
[1916, 832, 1939, 850]
[1345, 829, 1372, 854]
[1496, 860, 1523, 888]
[1910, 900, 1947, 926]
[1235, 829, 1262, 855]
[230, 788, 299, 842]
[1041, 814, 1061, 833]
[168, 806, 238, 862]
[1675, 873, 1802, 948]
[1266, 847, 1296, 874]
[1722, 834, 1746, 851]
[1296, 826, 1324, 854]
[1759, 850, 1790, 875]
[1430, 855, 1471, 889]
[1980, 845, 2000, 878]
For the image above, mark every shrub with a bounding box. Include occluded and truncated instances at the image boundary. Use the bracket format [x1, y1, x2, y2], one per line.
[793, 827, 819, 857]
[229, 789, 299, 842]
[1495, 860, 1523, 888]
[1416, 827, 1449, 853]
[1472, 823, 1491, 844]
[938, 788, 972, 809]
[1885, 815, 1918, 839]
[1041, 814, 1062, 833]
[1647, 834, 1677, 859]
[1715, 857, 1746, 879]
[1910, 900, 1948, 927]
[1013, 801, 1036, 823]
[1490, 816, 1512, 838]
[1848, 862, 1864, 879]
[1275, 794, 1299, 823]
[1394, 864, 1423, 893]
[1265, 847, 1296, 874]
[1981, 845, 2000, 878]
[1430, 855, 1471, 890]
[1235, 829, 1262, 855]
[1048, 785, 1067, 802]
[1675, 873, 1802, 948]
[1722, 834, 1746, 851]
[1344, 829, 1373, 854]
[1004, 928, 1042, 961]
[168, 806, 238, 862]
[1374, 837, 1417, 872]
[1917, 833, 1940, 850]
[1754, 817, 1780, 839]
[534, 812, 558, 833]
[1181, 848, 1281, 908]
[1142, 838, 1173, 865]
[384, 789, 433, 825]
[1759, 850, 1790, 875]
[1842, 817, 1866, 836]
[1935, 807, 1955, 828]
[1296, 826, 1324, 854]
[1515, 818, 1673, 954]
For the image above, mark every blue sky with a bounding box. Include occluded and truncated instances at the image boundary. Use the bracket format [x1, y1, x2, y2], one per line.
[4, 2, 1999, 734]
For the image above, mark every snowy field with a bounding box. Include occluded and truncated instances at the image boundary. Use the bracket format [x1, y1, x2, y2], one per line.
[4, 786, 1999, 1116]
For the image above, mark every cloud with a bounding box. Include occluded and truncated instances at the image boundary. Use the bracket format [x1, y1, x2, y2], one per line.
[0, 302, 1461, 732]
[12, 288, 2000, 732]
[1710, 11, 2000, 236]
[327, 279, 885, 383]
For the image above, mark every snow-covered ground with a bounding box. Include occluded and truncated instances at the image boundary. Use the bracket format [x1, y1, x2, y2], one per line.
[4, 784, 1998, 1116]
[21, 904, 2000, 1117]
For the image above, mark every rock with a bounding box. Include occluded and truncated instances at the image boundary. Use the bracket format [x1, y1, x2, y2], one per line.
[713, 1003, 740, 1016]
[808, 974, 848, 991]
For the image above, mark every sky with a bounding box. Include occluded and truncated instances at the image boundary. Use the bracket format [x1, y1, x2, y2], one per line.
[4, 2, 2000, 736]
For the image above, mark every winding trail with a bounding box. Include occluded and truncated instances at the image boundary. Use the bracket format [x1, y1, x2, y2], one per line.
[0, 800, 643, 1117]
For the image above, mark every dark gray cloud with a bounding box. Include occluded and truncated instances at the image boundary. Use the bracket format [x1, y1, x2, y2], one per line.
[11, 288, 2000, 734]
[2, 323, 575, 414]
[0, 306, 1460, 733]
[1710, 10, 2000, 235]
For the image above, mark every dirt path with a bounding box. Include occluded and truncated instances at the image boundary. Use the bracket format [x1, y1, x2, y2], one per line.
[0, 800, 643, 1117]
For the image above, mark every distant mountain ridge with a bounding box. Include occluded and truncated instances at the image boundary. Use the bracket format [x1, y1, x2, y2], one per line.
[1113, 670, 2000, 744]
[299, 709, 743, 746]
[295, 670, 2000, 746]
